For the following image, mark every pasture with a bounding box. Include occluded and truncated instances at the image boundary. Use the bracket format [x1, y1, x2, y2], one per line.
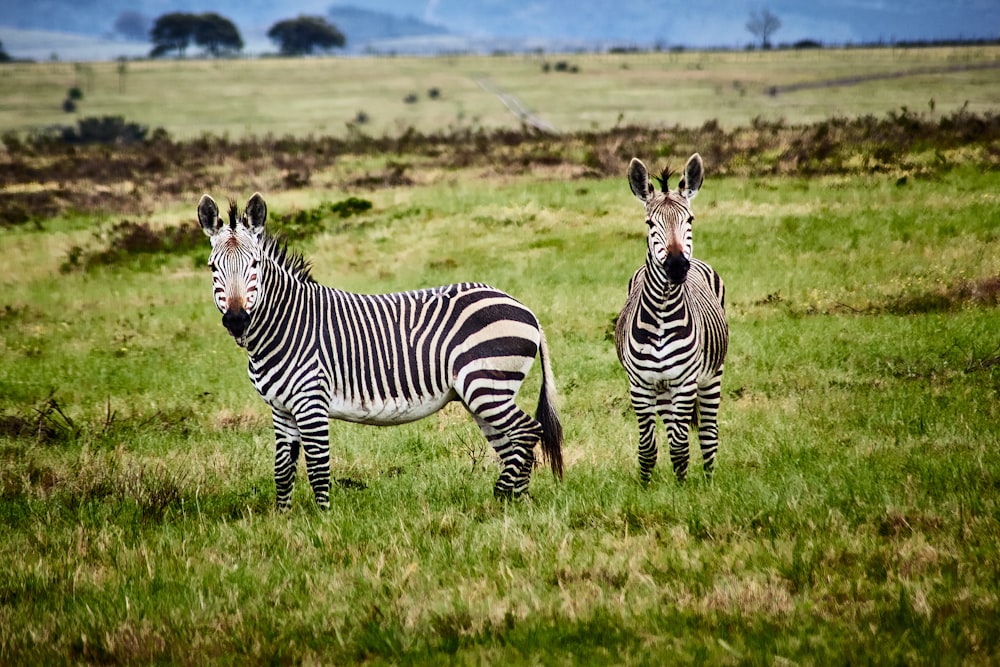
[1, 46, 1000, 138]
[1, 48, 1000, 664]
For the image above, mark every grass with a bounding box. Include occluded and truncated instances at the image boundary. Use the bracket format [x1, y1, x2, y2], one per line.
[1, 46, 999, 139]
[1, 44, 999, 663]
[1, 145, 999, 663]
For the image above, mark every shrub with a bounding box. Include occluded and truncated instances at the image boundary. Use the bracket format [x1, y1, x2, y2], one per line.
[269, 197, 374, 240]
[60, 116, 149, 144]
[60, 220, 205, 272]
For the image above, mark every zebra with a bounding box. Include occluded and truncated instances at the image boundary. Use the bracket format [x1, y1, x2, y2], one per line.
[196, 192, 563, 510]
[614, 153, 728, 483]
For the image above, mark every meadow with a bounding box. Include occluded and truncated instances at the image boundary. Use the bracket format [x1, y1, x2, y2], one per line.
[1, 46, 1000, 138]
[1, 48, 1000, 664]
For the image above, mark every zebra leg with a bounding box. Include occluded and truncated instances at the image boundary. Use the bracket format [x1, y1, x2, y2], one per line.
[291, 401, 332, 510]
[471, 414, 537, 499]
[496, 412, 542, 499]
[468, 407, 541, 499]
[457, 368, 541, 499]
[630, 386, 659, 483]
[665, 384, 698, 482]
[696, 371, 724, 479]
[271, 408, 301, 511]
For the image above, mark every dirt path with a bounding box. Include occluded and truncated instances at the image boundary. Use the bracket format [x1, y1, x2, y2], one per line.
[474, 77, 558, 133]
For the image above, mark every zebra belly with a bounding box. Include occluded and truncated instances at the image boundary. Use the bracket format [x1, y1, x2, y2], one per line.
[327, 389, 459, 426]
[249, 362, 458, 426]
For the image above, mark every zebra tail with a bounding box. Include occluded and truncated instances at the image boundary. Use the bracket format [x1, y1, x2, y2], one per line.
[535, 328, 564, 480]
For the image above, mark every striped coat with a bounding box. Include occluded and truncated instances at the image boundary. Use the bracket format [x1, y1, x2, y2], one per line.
[615, 155, 728, 482]
[198, 193, 563, 509]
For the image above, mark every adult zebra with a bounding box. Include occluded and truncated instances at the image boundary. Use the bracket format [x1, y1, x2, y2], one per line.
[614, 154, 728, 483]
[197, 192, 563, 510]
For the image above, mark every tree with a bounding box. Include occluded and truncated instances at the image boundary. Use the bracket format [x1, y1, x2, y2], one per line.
[746, 9, 782, 49]
[150, 12, 199, 57]
[113, 10, 151, 42]
[193, 13, 243, 56]
[150, 12, 243, 58]
[0, 40, 11, 63]
[267, 16, 346, 56]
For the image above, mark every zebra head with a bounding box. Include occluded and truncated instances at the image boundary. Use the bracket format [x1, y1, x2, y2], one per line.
[627, 153, 703, 285]
[197, 192, 268, 346]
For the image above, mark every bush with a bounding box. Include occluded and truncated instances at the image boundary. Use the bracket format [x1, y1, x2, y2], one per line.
[60, 220, 205, 273]
[269, 197, 374, 241]
[60, 116, 149, 144]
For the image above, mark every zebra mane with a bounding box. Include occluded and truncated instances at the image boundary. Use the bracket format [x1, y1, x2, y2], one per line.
[227, 199, 240, 230]
[652, 166, 674, 192]
[261, 233, 316, 284]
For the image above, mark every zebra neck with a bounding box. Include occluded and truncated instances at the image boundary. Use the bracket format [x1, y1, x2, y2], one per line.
[242, 261, 316, 352]
[641, 257, 682, 308]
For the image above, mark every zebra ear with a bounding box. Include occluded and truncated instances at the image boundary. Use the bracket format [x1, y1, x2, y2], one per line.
[197, 194, 223, 237]
[678, 153, 704, 201]
[627, 158, 653, 203]
[245, 192, 267, 234]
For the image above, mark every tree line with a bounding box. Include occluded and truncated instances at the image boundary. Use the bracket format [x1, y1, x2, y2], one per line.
[131, 12, 346, 58]
[129, 8, 780, 58]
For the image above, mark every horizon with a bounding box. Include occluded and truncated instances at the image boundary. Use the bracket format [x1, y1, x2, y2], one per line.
[2, 26, 997, 65]
[1, 0, 998, 63]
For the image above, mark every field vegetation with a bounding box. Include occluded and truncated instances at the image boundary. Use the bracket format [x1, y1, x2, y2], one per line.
[1, 47, 999, 664]
[1, 46, 999, 139]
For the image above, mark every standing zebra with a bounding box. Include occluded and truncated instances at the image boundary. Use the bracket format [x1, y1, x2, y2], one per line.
[197, 192, 563, 510]
[614, 154, 728, 483]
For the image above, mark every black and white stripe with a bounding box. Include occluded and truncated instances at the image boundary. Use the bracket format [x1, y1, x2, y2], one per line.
[615, 154, 728, 482]
[198, 193, 563, 509]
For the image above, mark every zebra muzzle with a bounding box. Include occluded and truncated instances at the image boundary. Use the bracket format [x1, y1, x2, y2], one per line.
[665, 254, 690, 284]
[222, 308, 251, 339]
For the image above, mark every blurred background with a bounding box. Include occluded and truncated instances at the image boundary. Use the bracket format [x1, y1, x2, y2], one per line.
[1, 0, 997, 62]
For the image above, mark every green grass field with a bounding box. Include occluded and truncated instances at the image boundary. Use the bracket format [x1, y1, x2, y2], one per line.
[1, 48, 1000, 664]
[1, 46, 999, 139]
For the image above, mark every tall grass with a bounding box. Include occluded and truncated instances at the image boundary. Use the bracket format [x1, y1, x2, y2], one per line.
[1, 158, 998, 662]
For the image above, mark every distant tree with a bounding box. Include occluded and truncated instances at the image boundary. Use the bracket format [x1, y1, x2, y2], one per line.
[267, 16, 346, 56]
[792, 39, 822, 50]
[113, 10, 151, 42]
[150, 12, 243, 58]
[0, 40, 11, 63]
[150, 12, 199, 57]
[193, 13, 243, 56]
[746, 9, 782, 49]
